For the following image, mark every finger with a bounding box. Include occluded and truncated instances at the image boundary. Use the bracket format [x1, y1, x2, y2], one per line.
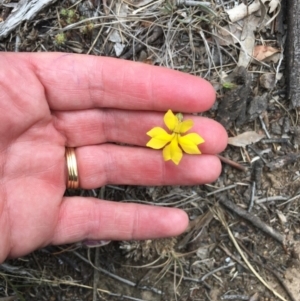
[51, 198, 189, 244]
[53, 109, 227, 154]
[23, 52, 216, 112]
[74, 145, 222, 189]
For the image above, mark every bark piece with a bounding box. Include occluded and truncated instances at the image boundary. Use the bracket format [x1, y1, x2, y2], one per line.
[286, 0, 300, 107]
[0, 0, 57, 39]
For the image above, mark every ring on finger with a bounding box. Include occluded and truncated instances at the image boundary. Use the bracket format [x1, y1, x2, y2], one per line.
[65, 147, 79, 189]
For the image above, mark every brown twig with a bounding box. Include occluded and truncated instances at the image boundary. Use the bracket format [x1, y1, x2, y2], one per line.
[217, 194, 285, 245]
[217, 154, 247, 172]
[92, 248, 100, 301]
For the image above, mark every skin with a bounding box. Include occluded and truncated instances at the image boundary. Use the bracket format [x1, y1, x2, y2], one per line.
[0, 53, 227, 263]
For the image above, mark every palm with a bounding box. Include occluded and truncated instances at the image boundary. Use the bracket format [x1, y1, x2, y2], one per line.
[0, 53, 227, 262]
[1, 59, 66, 258]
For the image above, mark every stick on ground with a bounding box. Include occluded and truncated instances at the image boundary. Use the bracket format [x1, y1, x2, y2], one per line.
[218, 194, 285, 245]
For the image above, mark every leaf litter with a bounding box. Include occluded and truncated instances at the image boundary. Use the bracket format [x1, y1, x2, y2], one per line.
[1, 0, 300, 301]
[228, 131, 265, 148]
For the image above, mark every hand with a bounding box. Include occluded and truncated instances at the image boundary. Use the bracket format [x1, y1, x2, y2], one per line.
[0, 53, 227, 262]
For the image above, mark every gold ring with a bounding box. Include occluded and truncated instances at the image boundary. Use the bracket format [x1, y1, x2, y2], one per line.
[65, 147, 79, 189]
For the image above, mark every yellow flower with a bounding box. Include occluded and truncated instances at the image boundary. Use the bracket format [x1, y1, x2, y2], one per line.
[146, 110, 205, 165]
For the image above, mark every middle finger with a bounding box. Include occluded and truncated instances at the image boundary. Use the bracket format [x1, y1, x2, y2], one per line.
[53, 109, 227, 154]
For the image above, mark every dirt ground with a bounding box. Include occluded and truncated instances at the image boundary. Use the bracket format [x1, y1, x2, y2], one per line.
[1, 0, 300, 300]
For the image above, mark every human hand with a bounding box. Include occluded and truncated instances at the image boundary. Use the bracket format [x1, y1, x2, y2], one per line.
[0, 53, 227, 262]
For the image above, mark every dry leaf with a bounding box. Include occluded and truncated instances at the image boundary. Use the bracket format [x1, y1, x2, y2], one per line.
[268, 0, 280, 13]
[237, 14, 266, 67]
[262, 52, 281, 63]
[114, 43, 125, 57]
[276, 210, 287, 225]
[253, 45, 280, 61]
[228, 131, 265, 147]
[216, 23, 242, 46]
[238, 29, 255, 67]
[109, 30, 122, 43]
[259, 73, 276, 90]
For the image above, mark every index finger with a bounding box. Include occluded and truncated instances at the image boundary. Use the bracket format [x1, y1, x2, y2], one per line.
[26, 53, 216, 112]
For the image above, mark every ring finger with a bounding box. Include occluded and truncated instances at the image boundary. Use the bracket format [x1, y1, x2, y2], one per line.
[74, 144, 222, 189]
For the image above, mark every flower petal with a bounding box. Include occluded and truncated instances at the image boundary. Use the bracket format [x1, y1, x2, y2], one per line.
[163, 136, 183, 165]
[147, 137, 170, 149]
[164, 110, 178, 131]
[170, 138, 183, 165]
[183, 133, 205, 144]
[178, 119, 194, 133]
[178, 133, 204, 154]
[147, 127, 170, 138]
[146, 127, 173, 149]
[163, 143, 171, 161]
